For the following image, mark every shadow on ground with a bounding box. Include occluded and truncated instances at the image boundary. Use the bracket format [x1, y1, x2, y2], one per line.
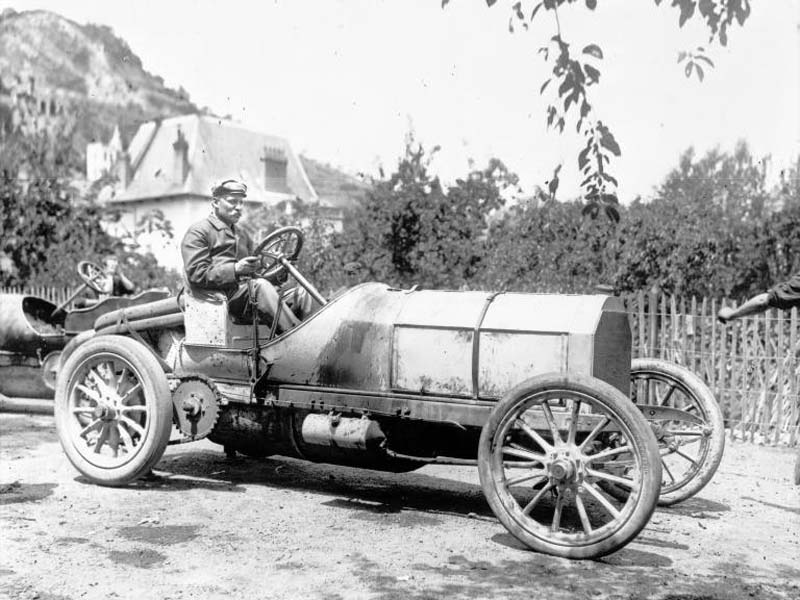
[141, 449, 494, 521]
[349, 550, 792, 600]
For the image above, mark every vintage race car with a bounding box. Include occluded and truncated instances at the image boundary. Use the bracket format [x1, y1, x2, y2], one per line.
[0, 261, 169, 400]
[51, 228, 723, 559]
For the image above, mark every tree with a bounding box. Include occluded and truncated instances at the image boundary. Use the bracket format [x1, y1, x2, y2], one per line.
[0, 117, 178, 290]
[479, 193, 616, 292]
[0, 119, 101, 287]
[330, 137, 516, 289]
[443, 0, 752, 219]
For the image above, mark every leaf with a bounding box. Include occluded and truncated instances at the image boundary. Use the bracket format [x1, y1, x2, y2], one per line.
[546, 106, 557, 127]
[696, 64, 704, 81]
[486, 0, 498, 7]
[582, 44, 604, 60]
[558, 77, 572, 98]
[540, 78, 551, 94]
[584, 64, 601, 84]
[578, 146, 591, 170]
[695, 54, 714, 67]
[599, 126, 621, 157]
[513, 1, 524, 20]
[585, 0, 597, 9]
[604, 204, 620, 222]
[441, 0, 450, 7]
[684, 61, 693, 78]
[564, 92, 576, 112]
[698, 0, 715, 18]
[601, 172, 619, 187]
[547, 164, 561, 199]
[677, 0, 696, 27]
[531, 1, 544, 20]
[735, 1, 751, 26]
[677, 51, 688, 63]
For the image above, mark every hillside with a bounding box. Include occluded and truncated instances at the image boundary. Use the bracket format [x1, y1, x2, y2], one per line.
[0, 8, 199, 149]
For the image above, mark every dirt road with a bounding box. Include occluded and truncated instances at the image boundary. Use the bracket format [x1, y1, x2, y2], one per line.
[1, 413, 798, 600]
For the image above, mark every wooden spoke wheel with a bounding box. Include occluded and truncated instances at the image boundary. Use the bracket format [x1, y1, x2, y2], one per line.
[478, 373, 661, 559]
[54, 335, 172, 486]
[629, 358, 725, 505]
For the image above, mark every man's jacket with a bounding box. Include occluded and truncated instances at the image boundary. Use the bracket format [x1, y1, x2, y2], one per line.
[181, 214, 253, 301]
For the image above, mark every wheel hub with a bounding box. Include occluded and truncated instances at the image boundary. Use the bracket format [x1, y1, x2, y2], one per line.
[548, 449, 582, 484]
[93, 402, 119, 420]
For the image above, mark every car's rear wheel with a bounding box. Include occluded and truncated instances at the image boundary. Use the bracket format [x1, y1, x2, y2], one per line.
[478, 373, 661, 559]
[55, 335, 172, 486]
[630, 358, 725, 505]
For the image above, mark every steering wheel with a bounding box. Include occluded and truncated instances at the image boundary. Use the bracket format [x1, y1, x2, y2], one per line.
[252, 226, 304, 279]
[77, 260, 108, 294]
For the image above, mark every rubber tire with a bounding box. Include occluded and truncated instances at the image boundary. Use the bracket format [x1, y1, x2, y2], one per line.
[55, 335, 172, 486]
[631, 358, 725, 505]
[478, 372, 661, 559]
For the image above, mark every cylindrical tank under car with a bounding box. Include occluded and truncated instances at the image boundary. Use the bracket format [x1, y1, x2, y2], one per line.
[208, 405, 421, 472]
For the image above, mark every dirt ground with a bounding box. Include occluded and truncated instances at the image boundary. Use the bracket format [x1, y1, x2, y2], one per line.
[0, 413, 798, 600]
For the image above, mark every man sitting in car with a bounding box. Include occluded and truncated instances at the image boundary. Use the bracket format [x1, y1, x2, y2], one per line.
[180, 179, 313, 331]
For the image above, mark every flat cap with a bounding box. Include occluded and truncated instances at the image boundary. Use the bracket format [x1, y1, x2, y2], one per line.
[212, 179, 247, 198]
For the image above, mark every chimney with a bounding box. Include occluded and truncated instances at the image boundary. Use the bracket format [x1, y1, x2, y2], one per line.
[115, 151, 132, 188]
[261, 145, 287, 192]
[172, 127, 189, 184]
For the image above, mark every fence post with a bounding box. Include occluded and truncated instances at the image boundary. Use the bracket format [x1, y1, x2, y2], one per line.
[648, 290, 657, 358]
[791, 308, 798, 447]
[775, 309, 785, 445]
[731, 319, 741, 441]
[717, 298, 727, 422]
[637, 290, 646, 358]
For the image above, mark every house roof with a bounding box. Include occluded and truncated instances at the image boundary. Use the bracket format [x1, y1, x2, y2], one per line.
[113, 114, 316, 204]
[299, 155, 368, 210]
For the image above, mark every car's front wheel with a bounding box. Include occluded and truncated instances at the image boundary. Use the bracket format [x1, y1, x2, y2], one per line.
[478, 373, 661, 559]
[54, 335, 172, 486]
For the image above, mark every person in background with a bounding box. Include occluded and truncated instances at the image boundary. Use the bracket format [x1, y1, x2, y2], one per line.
[97, 254, 136, 299]
[717, 272, 800, 323]
[717, 273, 800, 486]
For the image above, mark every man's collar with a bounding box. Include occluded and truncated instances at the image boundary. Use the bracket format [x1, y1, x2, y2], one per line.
[207, 213, 233, 232]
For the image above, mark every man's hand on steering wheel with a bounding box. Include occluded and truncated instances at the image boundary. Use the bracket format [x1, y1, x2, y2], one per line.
[234, 256, 261, 279]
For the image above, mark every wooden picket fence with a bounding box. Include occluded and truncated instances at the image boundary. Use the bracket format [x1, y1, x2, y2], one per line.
[626, 292, 799, 447]
[2, 285, 798, 446]
[0, 285, 73, 305]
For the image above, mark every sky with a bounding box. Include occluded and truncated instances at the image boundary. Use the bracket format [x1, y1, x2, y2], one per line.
[2, 0, 799, 201]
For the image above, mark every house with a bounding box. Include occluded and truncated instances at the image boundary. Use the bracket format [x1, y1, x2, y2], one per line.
[87, 113, 366, 270]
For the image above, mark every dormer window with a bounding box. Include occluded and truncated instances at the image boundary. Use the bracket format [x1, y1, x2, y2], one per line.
[261, 146, 288, 192]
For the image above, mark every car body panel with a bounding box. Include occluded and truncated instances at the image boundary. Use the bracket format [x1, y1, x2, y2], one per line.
[176, 283, 630, 403]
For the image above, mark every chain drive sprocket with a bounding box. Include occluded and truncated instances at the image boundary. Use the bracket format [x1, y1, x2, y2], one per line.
[171, 374, 221, 441]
